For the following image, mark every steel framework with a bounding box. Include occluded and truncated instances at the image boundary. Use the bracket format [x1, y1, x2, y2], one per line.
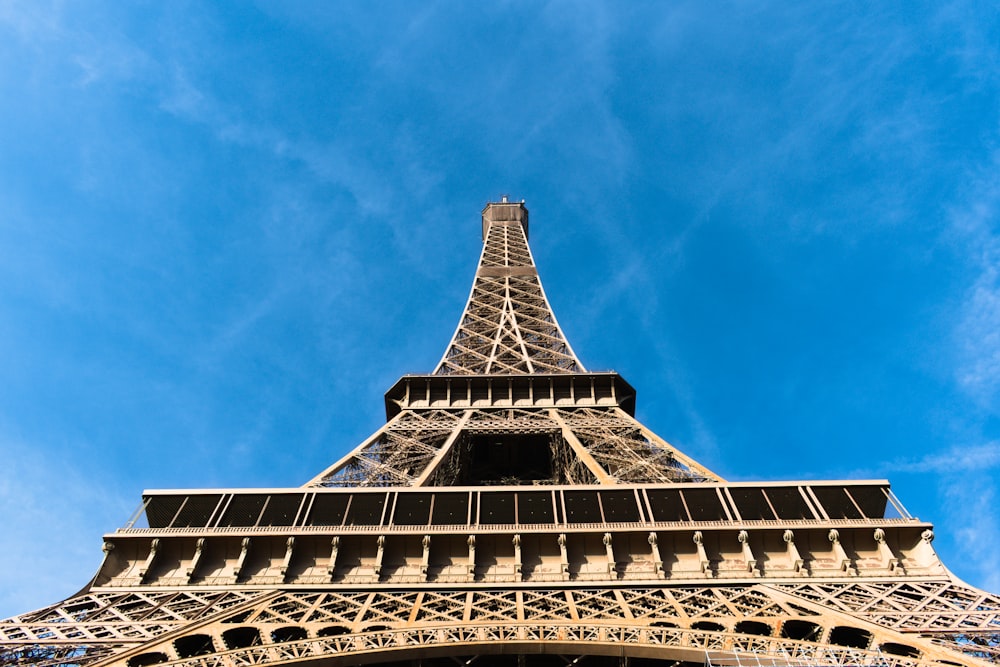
[2, 199, 997, 667]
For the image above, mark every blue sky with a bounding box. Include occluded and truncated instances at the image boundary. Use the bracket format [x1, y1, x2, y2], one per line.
[1, 1, 999, 617]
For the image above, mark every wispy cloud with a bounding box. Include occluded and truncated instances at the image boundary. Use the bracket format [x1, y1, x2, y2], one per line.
[0, 1, 152, 90]
[950, 155, 1000, 406]
[0, 0, 63, 43]
[71, 39, 152, 89]
[888, 441, 1000, 474]
[940, 473, 1000, 591]
[0, 433, 130, 618]
[876, 442, 1000, 591]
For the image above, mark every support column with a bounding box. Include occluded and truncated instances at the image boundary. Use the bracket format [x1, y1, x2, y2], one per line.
[374, 535, 386, 578]
[467, 535, 477, 580]
[603, 533, 617, 576]
[139, 538, 159, 581]
[829, 529, 855, 575]
[187, 538, 205, 581]
[421, 535, 431, 577]
[784, 530, 804, 574]
[738, 530, 759, 577]
[280, 537, 295, 581]
[234, 537, 251, 582]
[873, 528, 900, 572]
[327, 536, 340, 581]
[693, 531, 711, 577]
[648, 532, 665, 578]
[558, 534, 570, 580]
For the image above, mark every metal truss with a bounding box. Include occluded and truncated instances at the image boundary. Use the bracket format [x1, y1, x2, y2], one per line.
[309, 406, 719, 488]
[435, 205, 583, 375]
[307, 409, 465, 487]
[773, 581, 1000, 632]
[555, 407, 720, 483]
[0, 590, 274, 667]
[3, 200, 998, 667]
[4, 581, 995, 666]
[773, 581, 1000, 662]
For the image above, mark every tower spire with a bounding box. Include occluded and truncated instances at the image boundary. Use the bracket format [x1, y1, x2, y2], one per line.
[304, 199, 719, 488]
[435, 200, 584, 375]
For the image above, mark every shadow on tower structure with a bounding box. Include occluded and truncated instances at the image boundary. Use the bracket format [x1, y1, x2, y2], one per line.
[3, 200, 999, 667]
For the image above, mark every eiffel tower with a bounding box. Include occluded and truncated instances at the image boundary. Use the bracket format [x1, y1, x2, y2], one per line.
[3, 199, 999, 667]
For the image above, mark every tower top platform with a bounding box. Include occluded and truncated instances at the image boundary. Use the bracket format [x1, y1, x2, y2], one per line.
[482, 196, 528, 241]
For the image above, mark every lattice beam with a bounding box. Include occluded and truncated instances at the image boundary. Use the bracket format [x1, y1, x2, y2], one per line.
[8, 583, 982, 667]
[435, 203, 584, 375]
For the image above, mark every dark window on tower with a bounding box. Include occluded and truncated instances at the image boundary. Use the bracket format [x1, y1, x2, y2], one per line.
[517, 491, 554, 524]
[393, 493, 432, 526]
[430, 493, 469, 525]
[465, 433, 554, 484]
[307, 494, 349, 526]
[144, 496, 186, 529]
[729, 488, 776, 520]
[219, 495, 268, 527]
[812, 487, 862, 520]
[764, 487, 814, 520]
[599, 490, 641, 522]
[479, 492, 516, 524]
[681, 489, 727, 521]
[258, 494, 303, 526]
[172, 495, 224, 528]
[646, 489, 688, 522]
[345, 494, 387, 526]
[564, 491, 602, 523]
[846, 485, 890, 519]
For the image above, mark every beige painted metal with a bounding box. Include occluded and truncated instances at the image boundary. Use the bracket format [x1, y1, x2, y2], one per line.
[2, 200, 998, 667]
[549, 408, 617, 485]
[411, 410, 473, 486]
[308, 405, 718, 487]
[435, 201, 585, 375]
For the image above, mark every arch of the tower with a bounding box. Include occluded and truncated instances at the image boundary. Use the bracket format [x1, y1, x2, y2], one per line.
[117, 620, 943, 667]
[90, 583, 978, 667]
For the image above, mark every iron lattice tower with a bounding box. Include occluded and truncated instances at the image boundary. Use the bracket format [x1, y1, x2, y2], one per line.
[3, 200, 999, 667]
